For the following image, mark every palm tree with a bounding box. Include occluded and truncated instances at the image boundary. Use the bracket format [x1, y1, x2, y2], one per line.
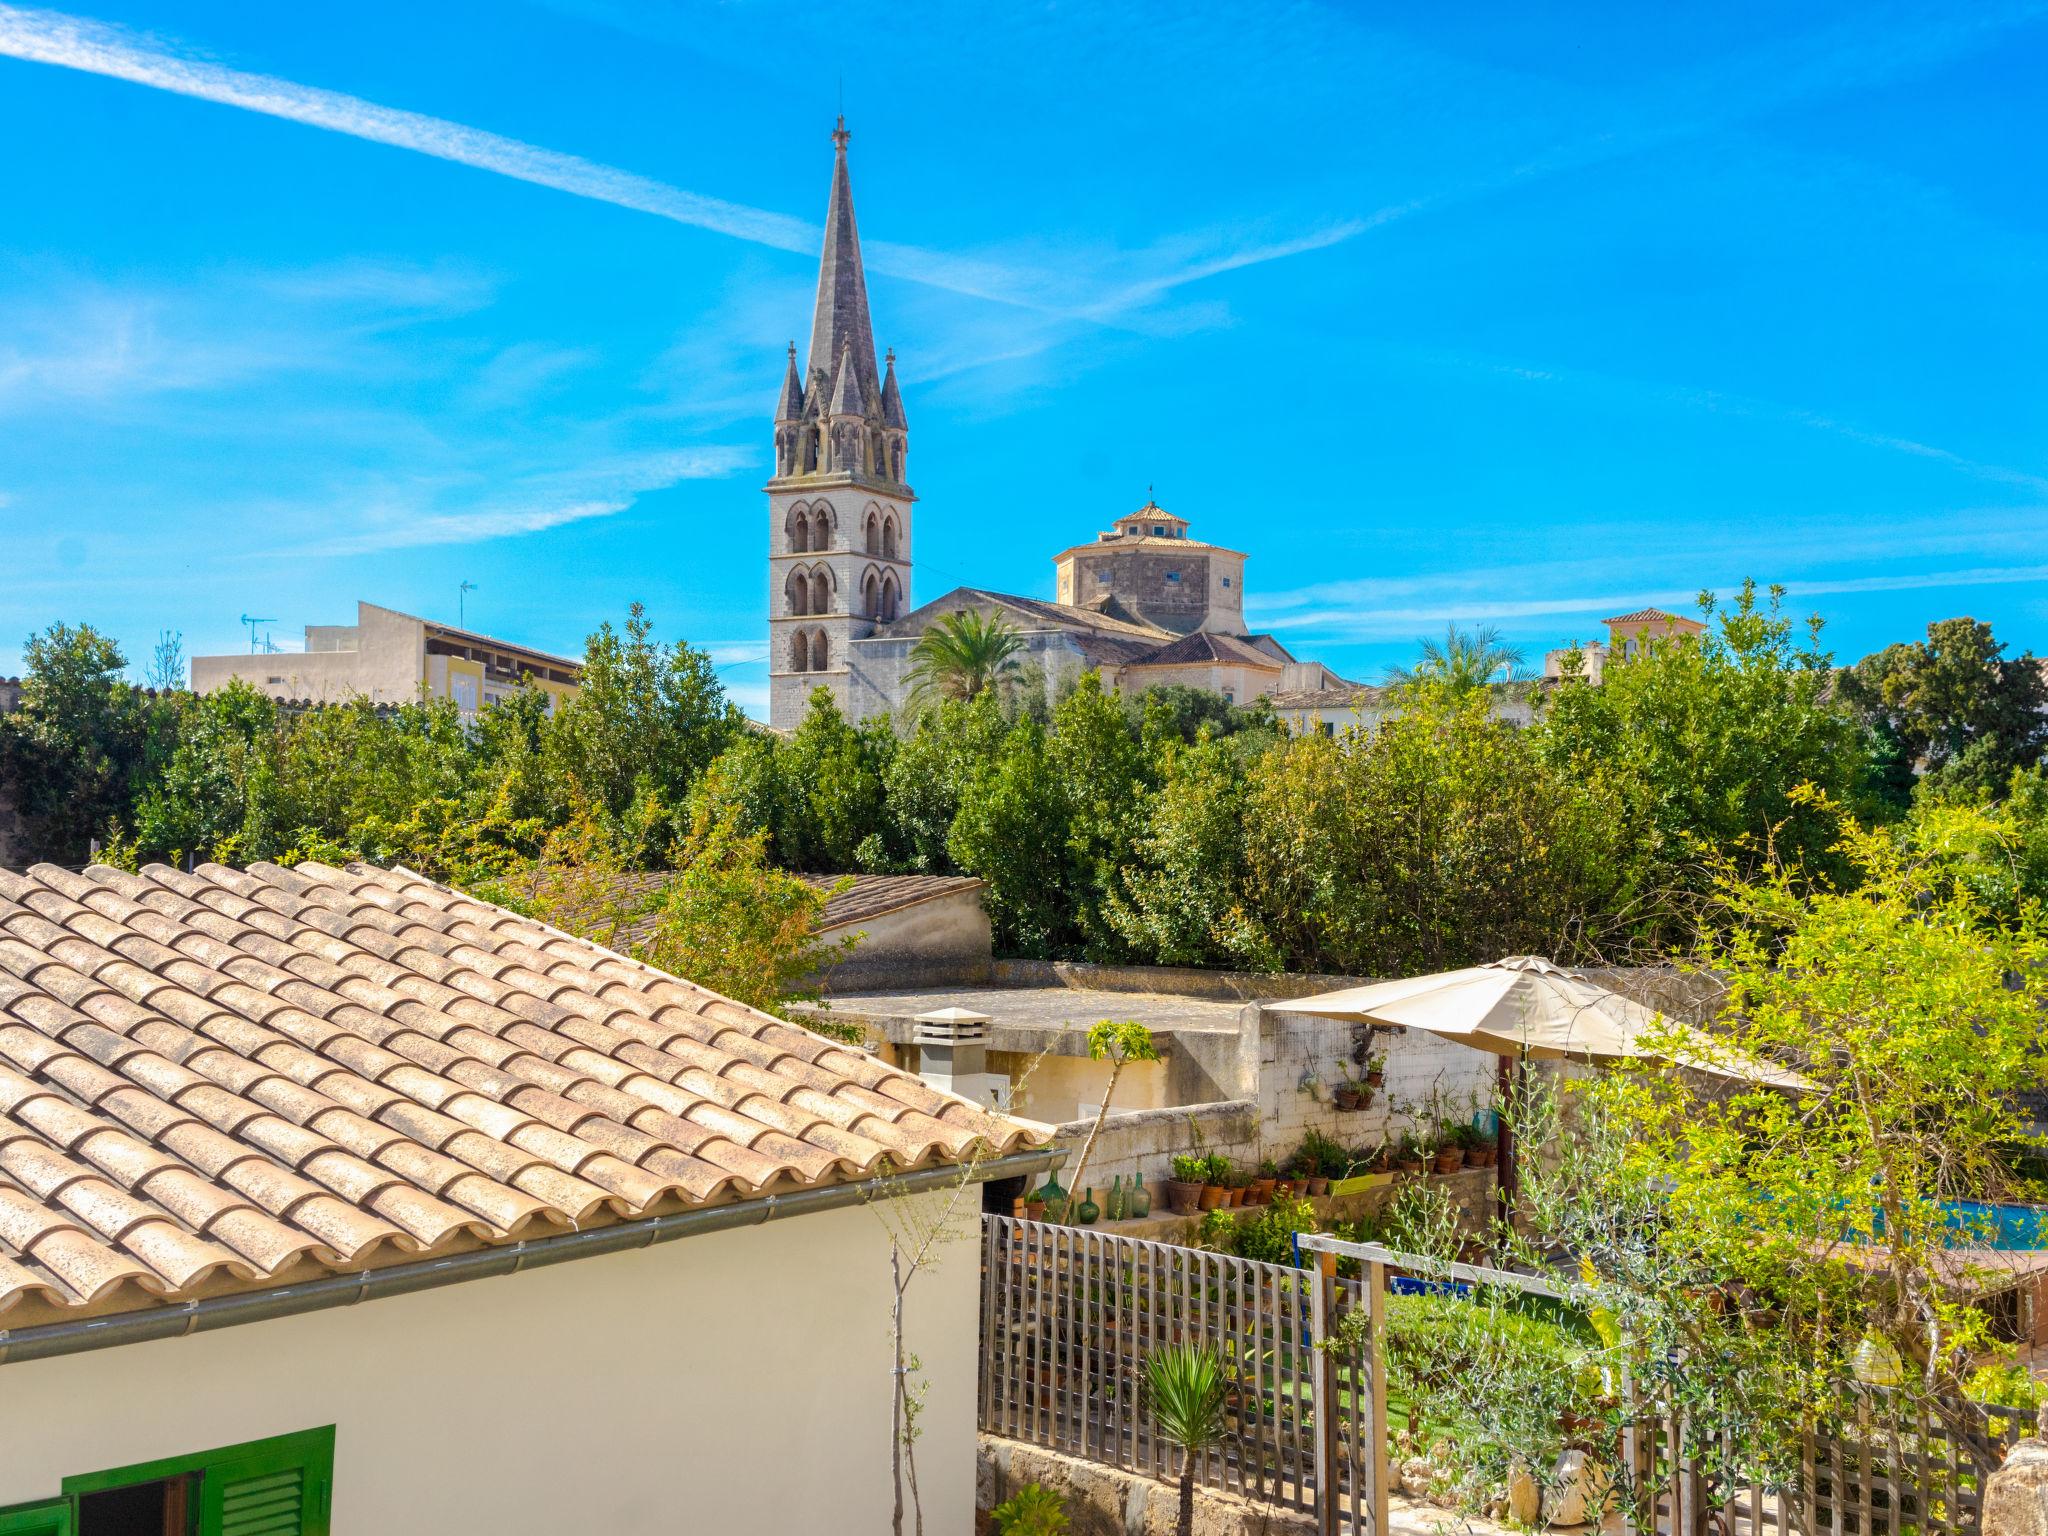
[1386, 623, 1524, 692]
[904, 608, 1025, 706]
[1146, 1344, 1230, 1536]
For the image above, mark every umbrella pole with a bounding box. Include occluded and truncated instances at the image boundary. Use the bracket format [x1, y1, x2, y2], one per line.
[1495, 1053, 1517, 1236]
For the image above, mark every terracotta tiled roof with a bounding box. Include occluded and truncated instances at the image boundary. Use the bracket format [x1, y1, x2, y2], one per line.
[1265, 684, 1379, 710]
[1601, 607, 1704, 629]
[1125, 631, 1286, 669]
[0, 860, 1042, 1322]
[581, 871, 985, 952]
[806, 873, 985, 929]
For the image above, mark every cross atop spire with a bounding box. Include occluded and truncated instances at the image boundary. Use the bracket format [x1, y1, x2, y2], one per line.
[831, 114, 851, 152]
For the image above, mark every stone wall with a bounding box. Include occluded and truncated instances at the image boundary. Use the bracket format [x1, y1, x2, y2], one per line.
[978, 1435, 1517, 1536]
[1984, 1428, 2048, 1536]
[1043, 1098, 1259, 1198]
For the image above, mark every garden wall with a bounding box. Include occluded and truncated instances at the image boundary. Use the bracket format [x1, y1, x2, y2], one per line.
[1254, 1006, 1498, 1164]
[1046, 1097, 1258, 1198]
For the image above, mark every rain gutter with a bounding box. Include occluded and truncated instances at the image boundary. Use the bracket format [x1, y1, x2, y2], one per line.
[0, 1146, 1060, 1368]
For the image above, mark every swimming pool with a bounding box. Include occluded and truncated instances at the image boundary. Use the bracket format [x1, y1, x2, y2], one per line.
[1936, 1200, 2048, 1251]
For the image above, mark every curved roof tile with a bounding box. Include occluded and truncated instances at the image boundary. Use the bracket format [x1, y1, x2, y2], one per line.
[0, 859, 1047, 1323]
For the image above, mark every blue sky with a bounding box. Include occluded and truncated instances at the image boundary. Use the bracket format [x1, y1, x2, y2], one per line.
[2, 1, 2044, 718]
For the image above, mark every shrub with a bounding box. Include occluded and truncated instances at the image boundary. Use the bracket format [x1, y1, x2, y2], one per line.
[991, 1482, 1069, 1536]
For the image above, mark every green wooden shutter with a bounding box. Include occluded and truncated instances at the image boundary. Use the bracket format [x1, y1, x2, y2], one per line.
[198, 1427, 333, 1536]
[0, 1501, 72, 1536]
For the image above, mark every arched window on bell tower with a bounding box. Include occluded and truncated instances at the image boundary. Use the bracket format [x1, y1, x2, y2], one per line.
[790, 630, 811, 672]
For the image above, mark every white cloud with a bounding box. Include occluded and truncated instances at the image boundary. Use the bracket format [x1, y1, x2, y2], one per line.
[1253, 562, 2048, 643]
[293, 445, 754, 556]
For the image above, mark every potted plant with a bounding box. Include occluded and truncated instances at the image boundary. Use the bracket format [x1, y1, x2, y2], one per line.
[1433, 1121, 1466, 1174]
[1394, 1132, 1427, 1176]
[1361, 1049, 1386, 1090]
[1199, 1154, 1231, 1211]
[1332, 1062, 1363, 1113]
[1164, 1154, 1207, 1215]
[1250, 1158, 1280, 1204]
[1467, 1125, 1499, 1168]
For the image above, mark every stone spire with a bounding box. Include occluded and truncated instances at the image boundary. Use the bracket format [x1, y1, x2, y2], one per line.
[806, 115, 881, 412]
[774, 341, 805, 422]
[829, 340, 867, 417]
[879, 348, 907, 430]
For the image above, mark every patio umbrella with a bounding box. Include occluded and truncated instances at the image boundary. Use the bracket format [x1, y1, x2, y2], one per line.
[1269, 956, 1813, 1215]
[1269, 956, 1809, 1084]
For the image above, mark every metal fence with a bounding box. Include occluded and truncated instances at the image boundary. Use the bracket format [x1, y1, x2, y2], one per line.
[977, 1214, 1390, 1527]
[980, 1216, 2036, 1536]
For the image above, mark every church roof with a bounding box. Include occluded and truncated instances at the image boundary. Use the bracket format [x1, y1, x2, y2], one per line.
[806, 118, 882, 414]
[1125, 631, 1290, 670]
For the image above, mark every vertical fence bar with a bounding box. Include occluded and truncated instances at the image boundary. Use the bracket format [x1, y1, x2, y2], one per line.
[1365, 1259, 1388, 1536]
[1310, 1252, 1336, 1536]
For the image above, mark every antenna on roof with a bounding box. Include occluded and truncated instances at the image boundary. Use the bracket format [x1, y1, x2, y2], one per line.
[239, 614, 275, 655]
[459, 580, 478, 629]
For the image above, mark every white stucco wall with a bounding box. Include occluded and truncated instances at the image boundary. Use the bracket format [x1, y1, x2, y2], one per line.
[1256, 1007, 1499, 1158]
[0, 1196, 980, 1535]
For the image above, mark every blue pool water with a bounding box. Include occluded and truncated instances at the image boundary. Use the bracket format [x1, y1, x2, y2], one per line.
[1937, 1200, 2048, 1251]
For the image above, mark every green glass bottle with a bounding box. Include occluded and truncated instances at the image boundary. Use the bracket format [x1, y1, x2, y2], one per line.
[1107, 1174, 1125, 1221]
[1075, 1187, 1100, 1225]
[1129, 1171, 1151, 1219]
[1037, 1171, 1068, 1223]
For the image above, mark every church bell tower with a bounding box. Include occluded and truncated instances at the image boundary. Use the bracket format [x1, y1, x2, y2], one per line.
[767, 118, 913, 729]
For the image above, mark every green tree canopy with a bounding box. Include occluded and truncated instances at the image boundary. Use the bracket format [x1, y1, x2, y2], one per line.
[1840, 615, 2048, 804]
[1538, 581, 1870, 915]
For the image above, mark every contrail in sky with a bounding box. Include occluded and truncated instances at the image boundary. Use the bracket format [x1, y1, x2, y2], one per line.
[0, 4, 1356, 323]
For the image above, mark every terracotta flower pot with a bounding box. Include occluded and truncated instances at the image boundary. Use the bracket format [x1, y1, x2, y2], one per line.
[1434, 1147, 1465, 1174]
[1469, 1145, 1498, 1168]
[1333, 1087, 1362, 1112]
[1273, 1180, 1296, 1200]
[1306, 1176, 1330, 1197]
[1250, 1177, 1277, 1203]
[1199, 1184, 1227, 1211]
[1024, 1199, 1046, 1222]
[1365, 1069, 1385, 1089]
[1225, 1187, 1244, 1207]
[1162, 1179, 1203, 1216]
[1397, 1157, 1426, 1176]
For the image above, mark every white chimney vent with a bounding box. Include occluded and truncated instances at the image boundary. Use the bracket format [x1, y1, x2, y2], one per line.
[913, 1006, 990, 1046]
[911, 1007, 1005, 1110]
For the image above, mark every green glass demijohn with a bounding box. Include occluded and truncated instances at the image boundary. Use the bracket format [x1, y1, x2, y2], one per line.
[1106, 1174, 1125, 1221]
[1037, 1170, 1068, 1222]
[1075, 1187, 1100, 1225]
[1128, 1171, 1151, 1219]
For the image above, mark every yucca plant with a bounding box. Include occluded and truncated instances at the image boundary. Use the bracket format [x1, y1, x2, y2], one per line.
[1145, 1343, 1230, 1536]
[990, 1481, 1069, 1535]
